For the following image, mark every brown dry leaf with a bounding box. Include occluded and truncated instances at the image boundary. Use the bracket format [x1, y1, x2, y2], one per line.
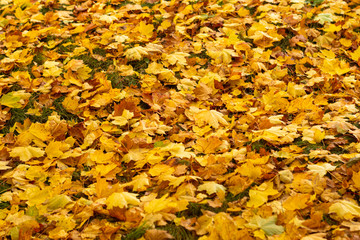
[144, 229, 174, 240]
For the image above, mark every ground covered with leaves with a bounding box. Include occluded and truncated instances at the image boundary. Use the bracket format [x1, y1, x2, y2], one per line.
[1, 0, 360, 239]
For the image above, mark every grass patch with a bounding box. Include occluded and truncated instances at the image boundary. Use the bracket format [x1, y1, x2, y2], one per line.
[244, 5, 257, 15]
[175, 183, 253, 219]
[128, 58, 150, 74]
[0, 201, 10, 209]
[52, 95, 82, 122]
[251, 140, 276, 152]
[293, 138, 325, 154]
[107, 73, 139, 89]
[189, 50, 209, 59]
[122, 224, 149, 240]
[237, 32, 253, 45]
[272, 30, 295, 51]
[40, 7, 53, 15]
[4, 108, 28, 130]
[32, 52, 46, 65]
[305, 0, 325, 6]
[93, 47, 107, 57]
[0, 181, 11, 195]
[346, 156, 360, 168]
[0, 181, 11, 209]
[329, 146, 349, 154]
[178, 200, 231, 219]
[71, 169, 81, 181]
[157, 223, 196, 240]
[226, 184, 254, 202]
[58, 39, 77, 53]
[322, 214, 338, 226]
[141, 1, 159, 8]
[1, 93, 82, 134]
[75, 54, 113, 76]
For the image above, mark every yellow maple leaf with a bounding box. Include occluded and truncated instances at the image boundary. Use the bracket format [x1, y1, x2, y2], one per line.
[253, 125, 300, 144]
[111, 109, 134, 126]
[162, 143, 195, 159]
[158, 19, 171, 31]
[149, 164, 174, 177]
[45, 141, 70, 159]
[0, 91, 31, 108]
[124, 46, 148, 61]
[283, 193, 311, 210]
[94, 163, 118, 177]
[144, 194, 171, 213]
[130, 173, 150, 192]
[205, 212, 242, 239]
[193, 136, 222, 154]
[25, 166, 47, 182]
[10, 146, 45, 162]
[64, 59, 84, 71]
[144, 194, 188, 213]
[246, 215, 284, 237]
[237, 162, 262, 180]
[329, 200, 360, 220]
[350, 47, 360, 62]
[76, 65, 92, 80]
[29, 122, 51, 142]
[195, 109, 229, 129]
[287, 82, 306, 98]
[339, 38, 352, 48]
[47, 195, 72, 210]
[20, 186, 52, 206]
[48, 227, 69, 239]
[62, 95, 79, 114]
[302, 127, 326, 144]
[43, 61, 62, 77]
[99, 14, 118, 24]
[207, 49, 237, 64]
[106, 192, 140, 209]
[247, 182, 278, 208]
[138, 21, 154, 39]
[198, 181, 226, 200]
[0, 161, 11, 170]
[307, 163, 336, 177]
[352, 171, 360, 190]
[165, 52, 189, 66]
